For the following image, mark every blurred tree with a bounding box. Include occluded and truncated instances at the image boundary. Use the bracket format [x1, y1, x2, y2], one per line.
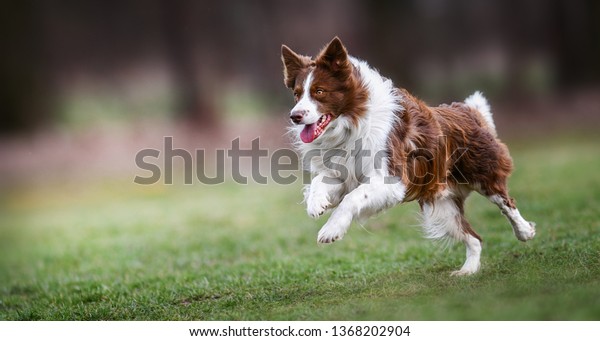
[550, 0, 600, 88]
[362, 1, 418, 89]
[160, 0, 217, 126]
[0, 1, 52, 133]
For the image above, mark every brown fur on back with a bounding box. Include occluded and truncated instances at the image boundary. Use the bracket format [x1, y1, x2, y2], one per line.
[387, 89, 514, 203]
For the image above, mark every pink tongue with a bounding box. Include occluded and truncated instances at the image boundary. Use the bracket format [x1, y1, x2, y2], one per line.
[300, 123, 317, 143]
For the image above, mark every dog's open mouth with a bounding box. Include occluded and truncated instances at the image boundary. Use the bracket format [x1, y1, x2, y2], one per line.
[300, 114, 332, 143]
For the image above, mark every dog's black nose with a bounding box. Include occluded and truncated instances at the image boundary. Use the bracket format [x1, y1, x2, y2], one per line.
[290, 110, 307, 124]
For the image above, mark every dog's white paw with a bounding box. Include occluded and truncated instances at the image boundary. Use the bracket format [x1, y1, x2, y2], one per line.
[515, 221, 536, 242]
[317, 226, 344, 243]
[450, 257, 480, 276]
[317, 213, 351, 244]
[307, 195, 331, 219]
[450, 268, 478, 276]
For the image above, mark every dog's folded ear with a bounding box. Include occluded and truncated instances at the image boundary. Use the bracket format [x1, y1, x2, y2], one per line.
[281, 45, 311, 89]
[316, 37, 351, 76]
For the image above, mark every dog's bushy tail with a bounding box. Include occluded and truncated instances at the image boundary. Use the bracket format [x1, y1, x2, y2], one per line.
[465, 91, 496, 137]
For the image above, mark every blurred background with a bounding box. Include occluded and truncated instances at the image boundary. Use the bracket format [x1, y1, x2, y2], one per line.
[0, 0, 599, 187]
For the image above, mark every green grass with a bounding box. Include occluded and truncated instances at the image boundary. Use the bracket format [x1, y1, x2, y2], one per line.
[1, 135, 599, 320]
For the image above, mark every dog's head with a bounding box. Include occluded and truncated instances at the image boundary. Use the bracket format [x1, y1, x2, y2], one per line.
[281, 37, 367, 144]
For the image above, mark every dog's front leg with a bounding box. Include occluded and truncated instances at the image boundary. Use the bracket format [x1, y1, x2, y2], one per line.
[305, 173, 345, 218]
[317, 179, 405, 243]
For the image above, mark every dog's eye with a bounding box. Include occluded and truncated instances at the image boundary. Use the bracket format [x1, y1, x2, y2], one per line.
[315, 89, 324, 95]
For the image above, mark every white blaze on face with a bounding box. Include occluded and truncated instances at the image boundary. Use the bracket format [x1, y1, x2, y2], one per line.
[290, 70, 334, 144]
[292, 71, 320, 124]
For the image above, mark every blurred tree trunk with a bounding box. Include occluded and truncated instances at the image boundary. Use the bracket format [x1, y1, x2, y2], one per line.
[550, 0, 600, 88]
[362, 1, 417, 90]
[160, 0, 218, 127]
[0, 1, 52, 134]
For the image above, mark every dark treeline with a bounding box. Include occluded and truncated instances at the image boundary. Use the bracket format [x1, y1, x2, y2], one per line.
[1, 0, 598, 133]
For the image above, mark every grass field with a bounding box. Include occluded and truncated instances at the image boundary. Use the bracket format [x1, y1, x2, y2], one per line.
[1, 135, 599, 320]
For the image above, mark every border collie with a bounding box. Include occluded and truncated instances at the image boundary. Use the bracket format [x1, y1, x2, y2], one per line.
[281, 37, 536, 275]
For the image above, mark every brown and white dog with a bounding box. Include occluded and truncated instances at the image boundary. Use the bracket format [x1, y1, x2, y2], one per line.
[281, 37, 536, 275]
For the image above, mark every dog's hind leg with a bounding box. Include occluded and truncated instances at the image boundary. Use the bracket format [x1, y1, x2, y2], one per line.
[486, 190, 536, 242]
[421, 192, 482, 276]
